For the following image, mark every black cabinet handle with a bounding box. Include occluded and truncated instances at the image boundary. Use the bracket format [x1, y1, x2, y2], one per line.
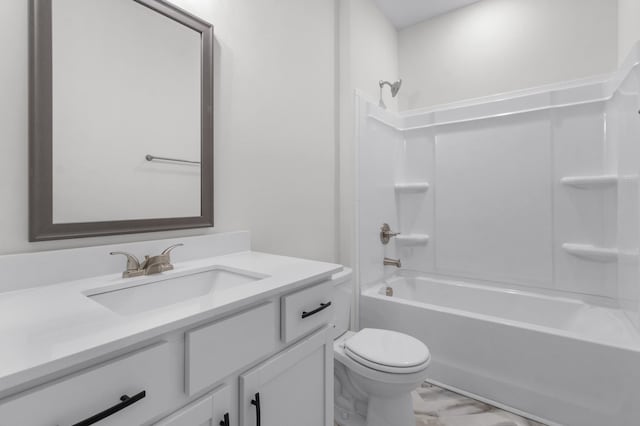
[71, 390, 146, 426]
[301, 301, 332, 319]
[250, 392, 261, 426]
[219, 412, 230, 426]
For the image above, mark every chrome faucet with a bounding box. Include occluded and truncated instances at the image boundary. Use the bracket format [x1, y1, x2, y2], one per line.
[383, 257, 402, 268]
[380, 223, 400, 245]
[110, 244, 183, 278]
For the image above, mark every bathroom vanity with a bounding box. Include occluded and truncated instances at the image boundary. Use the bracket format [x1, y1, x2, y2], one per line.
[0, 232, 343, 426]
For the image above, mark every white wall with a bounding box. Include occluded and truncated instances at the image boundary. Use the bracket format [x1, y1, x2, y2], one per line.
[0, 0, 337, 263]
[343, 0, 399, 112]
[398, 0, 618, 110]
[618, 0, 640, 64]
[338, 0, 398, 269]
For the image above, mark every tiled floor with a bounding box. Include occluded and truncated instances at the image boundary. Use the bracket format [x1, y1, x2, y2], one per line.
[413, 383, 546, 426]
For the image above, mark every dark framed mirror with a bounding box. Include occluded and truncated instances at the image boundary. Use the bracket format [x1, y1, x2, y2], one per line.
[29, 0, 213, 241]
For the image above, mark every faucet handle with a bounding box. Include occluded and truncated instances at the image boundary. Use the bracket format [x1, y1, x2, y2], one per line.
[110, 251, 144, 278]
[380, 223, 400, 245]
[161, 243, 184, 255]
[139, 244, 183, 275]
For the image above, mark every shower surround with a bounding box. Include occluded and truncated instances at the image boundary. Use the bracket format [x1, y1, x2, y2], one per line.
[355, 44, 640, 426]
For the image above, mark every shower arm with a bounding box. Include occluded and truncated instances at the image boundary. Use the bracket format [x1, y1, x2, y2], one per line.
[378, 84, 386, 108]
[379, 79, 402, 99]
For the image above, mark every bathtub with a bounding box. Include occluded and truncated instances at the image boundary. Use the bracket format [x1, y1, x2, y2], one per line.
[359, 275, 640, 426]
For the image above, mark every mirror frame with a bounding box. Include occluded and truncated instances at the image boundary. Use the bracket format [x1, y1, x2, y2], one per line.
[28, 0, 214, 241]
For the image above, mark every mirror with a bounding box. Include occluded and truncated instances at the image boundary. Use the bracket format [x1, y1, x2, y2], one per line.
[29, 0, 213, 241]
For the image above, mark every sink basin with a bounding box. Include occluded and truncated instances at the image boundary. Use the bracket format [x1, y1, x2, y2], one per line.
[88, 268, 264, 315]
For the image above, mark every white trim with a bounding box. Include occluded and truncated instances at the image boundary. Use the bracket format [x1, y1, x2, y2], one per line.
[394, 182, 429, 193]
[560, 175, 618, 188]
[562, 243, 619, 263]
[394, 234, 429, 245]
[369, 96, 608, 132]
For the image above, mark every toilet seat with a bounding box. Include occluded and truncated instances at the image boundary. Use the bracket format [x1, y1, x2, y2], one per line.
[344, 328, 430, 374]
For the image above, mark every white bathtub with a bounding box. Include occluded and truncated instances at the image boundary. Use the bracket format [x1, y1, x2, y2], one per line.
[360, 275, 640, 426]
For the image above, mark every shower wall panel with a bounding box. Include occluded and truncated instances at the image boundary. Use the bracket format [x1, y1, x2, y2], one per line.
[434, 114, 553, 288]
[356, 99, 404, 289]
[552, 103, 617, 299]
[614, 58, 640, 326]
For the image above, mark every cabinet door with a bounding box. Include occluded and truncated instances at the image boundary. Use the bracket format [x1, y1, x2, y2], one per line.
[154, 384, 231, 426]
[239, 327, 333, 426]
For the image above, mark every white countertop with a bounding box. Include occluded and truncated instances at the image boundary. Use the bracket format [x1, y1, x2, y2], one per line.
[0, 250, 342, 396]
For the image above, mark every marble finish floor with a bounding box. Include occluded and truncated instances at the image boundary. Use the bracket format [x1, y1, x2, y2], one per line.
[413, 383, 546, 426]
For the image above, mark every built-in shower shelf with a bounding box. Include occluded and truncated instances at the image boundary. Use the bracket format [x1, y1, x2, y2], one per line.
[394, 182, 429, 193]
[395, 234, 429, 245]
[560, 175, 618, 188]
[562, 243, 618, 262]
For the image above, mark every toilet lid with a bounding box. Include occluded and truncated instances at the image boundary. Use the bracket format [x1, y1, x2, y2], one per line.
[344, 328, 430, 371]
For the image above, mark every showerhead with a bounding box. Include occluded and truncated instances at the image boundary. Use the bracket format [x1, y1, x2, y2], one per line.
[379, 79, 402, 97]
[390, 79, 402, 97]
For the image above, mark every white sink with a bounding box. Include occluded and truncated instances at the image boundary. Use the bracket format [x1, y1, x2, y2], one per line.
[88, 268, 264, 315]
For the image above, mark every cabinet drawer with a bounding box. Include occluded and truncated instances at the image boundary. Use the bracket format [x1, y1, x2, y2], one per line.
[0, 342, 174, 426]
[186, 302, 277, 396]
[281, 281, 334, 343]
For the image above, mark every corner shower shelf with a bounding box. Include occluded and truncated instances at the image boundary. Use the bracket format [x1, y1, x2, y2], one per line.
[394, 182, 430, 193]
[562, 243, 618, 263]
[395, 234, 430, 245]
[560, 175, 618, 188]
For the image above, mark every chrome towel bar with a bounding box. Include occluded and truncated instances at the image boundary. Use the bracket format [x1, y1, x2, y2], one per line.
[145, 154, 200, 165]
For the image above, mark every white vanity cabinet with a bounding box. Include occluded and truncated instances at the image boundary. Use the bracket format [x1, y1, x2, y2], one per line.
[239, 327, 333, 426]
[154, 385, 231, 426]
[234, 277, 335, 426]
[0, 278, 337, 426]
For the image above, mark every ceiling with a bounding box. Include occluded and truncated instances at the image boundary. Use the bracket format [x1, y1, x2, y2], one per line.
[373, 0, 483, 29]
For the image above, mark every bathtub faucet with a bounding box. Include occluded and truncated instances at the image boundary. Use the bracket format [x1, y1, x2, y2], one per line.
[383, 257, 402, 268]
[380, 223, 400, 245]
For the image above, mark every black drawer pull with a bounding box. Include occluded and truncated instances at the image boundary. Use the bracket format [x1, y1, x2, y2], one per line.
[251, 392, 261, 426]
[219, 412, 230, 426]
[71, 390, 146, 426]
[301, 301, 332, 319]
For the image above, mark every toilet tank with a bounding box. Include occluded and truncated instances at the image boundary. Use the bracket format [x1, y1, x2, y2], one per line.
[330, 268, 353, 339]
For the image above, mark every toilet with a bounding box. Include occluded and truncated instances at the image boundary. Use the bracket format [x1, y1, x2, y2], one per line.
[330, 269, 431, 426]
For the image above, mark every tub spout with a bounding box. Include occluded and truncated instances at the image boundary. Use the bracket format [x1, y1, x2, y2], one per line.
[383, 257, 401, 268]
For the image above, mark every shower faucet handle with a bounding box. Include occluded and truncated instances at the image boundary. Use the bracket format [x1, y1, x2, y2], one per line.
[380, 223, 400, 245]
